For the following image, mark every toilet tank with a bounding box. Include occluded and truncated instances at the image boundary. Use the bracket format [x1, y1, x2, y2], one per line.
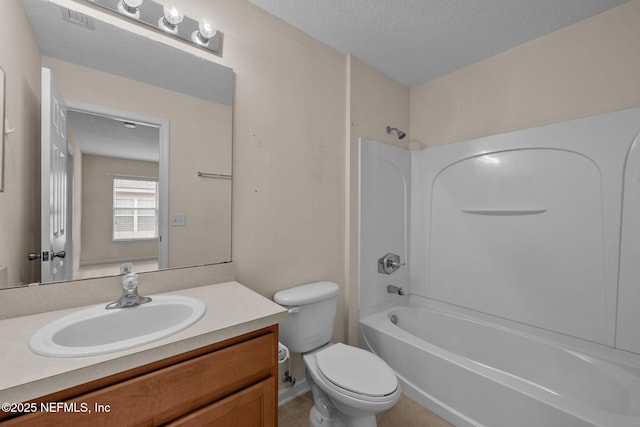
[273, 281, 340, 353]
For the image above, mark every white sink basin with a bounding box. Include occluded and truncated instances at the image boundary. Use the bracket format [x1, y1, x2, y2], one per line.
[29, 295, 206, 357]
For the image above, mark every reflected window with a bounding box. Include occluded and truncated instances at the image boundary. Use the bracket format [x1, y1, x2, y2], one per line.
[113, 177, 159, 241]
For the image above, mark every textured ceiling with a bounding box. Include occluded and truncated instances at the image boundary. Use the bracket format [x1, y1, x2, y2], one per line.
[249, 0, 628, 88]
[68, 111, 160, 162]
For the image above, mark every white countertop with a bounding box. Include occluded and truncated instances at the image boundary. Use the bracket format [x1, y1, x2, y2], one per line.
[0, 281, 287, 403]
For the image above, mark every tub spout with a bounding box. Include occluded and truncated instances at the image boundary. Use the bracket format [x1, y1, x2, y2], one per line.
[387, 285, 404, 295]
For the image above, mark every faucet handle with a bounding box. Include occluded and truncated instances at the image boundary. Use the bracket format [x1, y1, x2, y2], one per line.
[120, 263, 134, 275]
[378, 253, 405, 275]
[120, 263, 138, 291]
[123, 272, 138, 291]
[106, 263, 151, 309]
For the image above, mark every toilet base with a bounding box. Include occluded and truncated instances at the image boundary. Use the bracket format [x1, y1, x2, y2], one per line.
[309, 406, 378, 427]
[307, 376, 379, 427]
[308, 405, 378, 427]
[309, 405, 332, 427]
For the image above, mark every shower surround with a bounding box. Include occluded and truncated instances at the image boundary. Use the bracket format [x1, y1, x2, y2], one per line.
[359, 108, 640, 426]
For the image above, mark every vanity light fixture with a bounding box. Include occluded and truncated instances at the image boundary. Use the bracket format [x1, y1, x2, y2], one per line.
[117, 0, 143, 19]
[158, 4, 183, 35]
[86, 0, 222, 54]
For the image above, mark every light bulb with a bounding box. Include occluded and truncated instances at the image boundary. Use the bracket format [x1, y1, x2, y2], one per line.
[191, 17, 217, 46]
[117, 0, 143, 19]
[163, 4, 184, 25]
[158, 4, 184, 34]
[198, 18, 216, 39]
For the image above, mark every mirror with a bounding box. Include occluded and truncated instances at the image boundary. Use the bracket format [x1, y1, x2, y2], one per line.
[4, 0, 233, 288]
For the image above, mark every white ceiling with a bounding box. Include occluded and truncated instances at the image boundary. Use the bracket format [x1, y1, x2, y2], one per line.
[249, 0, 628, 88]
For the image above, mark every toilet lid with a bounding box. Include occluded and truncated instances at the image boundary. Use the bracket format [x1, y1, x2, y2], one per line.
[315, 343, 397, 397]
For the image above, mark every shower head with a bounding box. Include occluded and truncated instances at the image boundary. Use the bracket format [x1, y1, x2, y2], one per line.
[386, 126, 406, 140]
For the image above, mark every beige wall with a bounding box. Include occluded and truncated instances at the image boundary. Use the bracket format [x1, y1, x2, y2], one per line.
[410, 0, 640, 148]
[63, 0, 409, 385]
[346, 56, 410, 343]
[80, 155, 159, 265]
[175, 0, 350, 382]
[349, 56, 411, 151]
[0, 0, 41, 287]
[42, 56, 233, 269]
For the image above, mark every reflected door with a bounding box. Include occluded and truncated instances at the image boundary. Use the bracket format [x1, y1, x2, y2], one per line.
[41, 67, 73, 283]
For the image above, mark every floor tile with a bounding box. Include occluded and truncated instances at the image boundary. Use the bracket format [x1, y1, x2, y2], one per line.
[278, 392, 454, 427]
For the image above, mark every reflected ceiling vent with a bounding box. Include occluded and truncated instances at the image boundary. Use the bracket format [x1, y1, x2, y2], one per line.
[61, 7, 95, 30]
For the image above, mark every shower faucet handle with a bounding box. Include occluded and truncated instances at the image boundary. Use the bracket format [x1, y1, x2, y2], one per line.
[378, 253, 405, 275]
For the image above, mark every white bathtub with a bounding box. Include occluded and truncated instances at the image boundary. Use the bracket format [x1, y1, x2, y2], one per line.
[359, 300, 640, 427]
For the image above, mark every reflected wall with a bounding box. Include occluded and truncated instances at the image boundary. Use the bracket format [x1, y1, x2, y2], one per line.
[44, 56, 232, 272]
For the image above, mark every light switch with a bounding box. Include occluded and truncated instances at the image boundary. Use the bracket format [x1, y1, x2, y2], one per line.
[171, 213, 186, 226]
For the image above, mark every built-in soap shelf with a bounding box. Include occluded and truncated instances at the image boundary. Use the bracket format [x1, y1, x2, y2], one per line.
[462, 208, 547, 216]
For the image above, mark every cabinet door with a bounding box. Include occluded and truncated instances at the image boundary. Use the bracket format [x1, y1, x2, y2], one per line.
[167, 377, 276, 427]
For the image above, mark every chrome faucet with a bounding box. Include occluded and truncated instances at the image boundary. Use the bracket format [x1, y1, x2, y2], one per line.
[387, 285, 404, 296]
[378, 253, 405, 275]
[106, 264, 152, 309]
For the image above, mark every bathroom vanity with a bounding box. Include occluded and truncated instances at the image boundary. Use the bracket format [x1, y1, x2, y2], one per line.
[0, 282, 287, 426]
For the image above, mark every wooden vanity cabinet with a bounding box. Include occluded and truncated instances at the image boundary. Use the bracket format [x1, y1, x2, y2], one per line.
[1, 325, 278, 427]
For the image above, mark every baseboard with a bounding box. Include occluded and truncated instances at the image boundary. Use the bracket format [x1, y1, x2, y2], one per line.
[278, 378, 310, 407]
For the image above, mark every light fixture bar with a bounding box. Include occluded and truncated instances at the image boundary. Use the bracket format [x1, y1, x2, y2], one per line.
[86, 0, 221, 54]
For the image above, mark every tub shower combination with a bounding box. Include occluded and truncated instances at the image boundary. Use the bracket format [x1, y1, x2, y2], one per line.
[359, 108, 640, 426]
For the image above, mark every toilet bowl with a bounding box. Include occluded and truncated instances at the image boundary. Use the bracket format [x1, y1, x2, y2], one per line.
[274, 281, 400, 427]
[304, 343, 400, 427]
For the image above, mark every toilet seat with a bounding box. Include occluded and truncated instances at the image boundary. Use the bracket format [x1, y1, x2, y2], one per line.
[315, 343, 398, 400]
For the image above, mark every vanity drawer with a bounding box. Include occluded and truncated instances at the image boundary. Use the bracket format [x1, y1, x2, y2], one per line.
[166, 377, 276, 427]
[3, 332, 276, 426]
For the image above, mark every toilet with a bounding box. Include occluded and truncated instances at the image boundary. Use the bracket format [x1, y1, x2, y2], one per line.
[274, 281, 400, 427]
